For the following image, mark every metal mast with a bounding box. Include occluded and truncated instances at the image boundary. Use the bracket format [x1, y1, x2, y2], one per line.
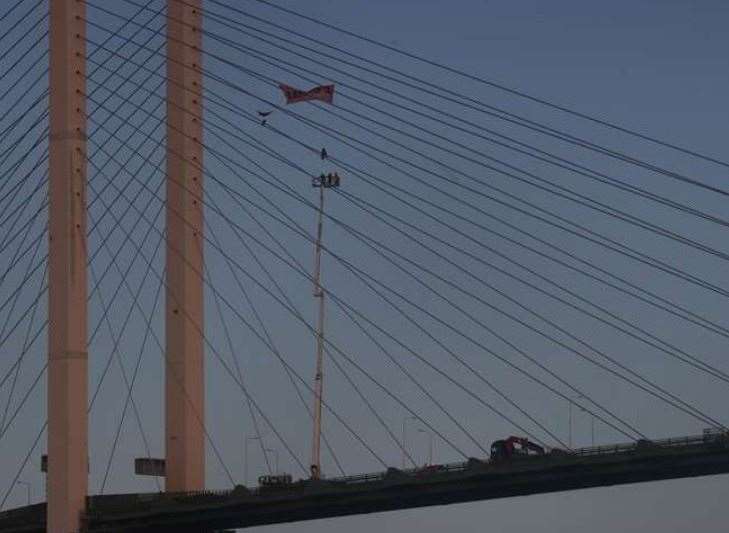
[310, 170, 340, 479]
[165, 0, 205, 492]
[47, 1, 88, 530]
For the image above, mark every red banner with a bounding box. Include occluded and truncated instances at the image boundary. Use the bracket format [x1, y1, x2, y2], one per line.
[279, 83, 335, 105]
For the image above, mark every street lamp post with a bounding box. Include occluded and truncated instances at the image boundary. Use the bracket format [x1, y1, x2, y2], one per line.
[245, 435, 262, 486]
[264, 448, 279, 475]
[568, 401, 572, 449]
[577, 406, 596, 447]
[590, 413, 596, 446]
[401, 415, 417, 469]
[569, 394, 585, 448]
[591, 416, 596, 446]
[15, 481, 31, 505]
[417, 429, 434, 465]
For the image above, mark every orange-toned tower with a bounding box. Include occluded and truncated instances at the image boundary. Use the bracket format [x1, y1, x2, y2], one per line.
[47, 0, 88, 531]
[164, 0, 206, 492]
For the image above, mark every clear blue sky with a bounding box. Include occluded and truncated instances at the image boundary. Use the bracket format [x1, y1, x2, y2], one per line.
[0, 1, 728, 531]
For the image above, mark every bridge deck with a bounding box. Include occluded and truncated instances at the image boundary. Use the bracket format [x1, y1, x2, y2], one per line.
[2, 433, 729, 532]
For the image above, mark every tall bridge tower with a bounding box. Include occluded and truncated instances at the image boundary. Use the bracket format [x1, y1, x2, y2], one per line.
[47, 1, 88, 531]
[164, 0, 206, 492]
[45, 2, 208, 530]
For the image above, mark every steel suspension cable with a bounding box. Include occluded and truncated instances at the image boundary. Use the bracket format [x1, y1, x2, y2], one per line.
[205, 219, 348, 475]
[284, 121, 729, 339]
[51, 46, 729, 370]
[205, 160, 472, 465]
[334, 186, 729, 384]
[0, 0, 36, 27]
[78, 34, 729, 340]
[180, 4, 729, 231]
[204, 256, 275, 477]
[86, 85, 592, 450]
[202, 116, 719, 424]
[283, 107, 729, 297]
[0, 172, 47, 288]
[0, 169, 164, 445]
[84, 65, 316, 470]
[79, 29, 729, 304]
[205, 177, 562, 450]
[206, 189, 436, 466]
[0, 207, 46, 432]
[0, 29, 48, 96]
[84, 21, 728, 440]
[1, 0, 166, 264]
[235, 0, 729, 174]
[173, 72, 729, 340]
[90, 229, 166, 493]
[162, 90, 728, 424]
[86, 155, 374, 474]
[0, 13, 46, 79]
[85, 118, 467, 464]
[181, 106, 724, 430]
[97, 262, 164, 493]
[202, 160, 719, 433]
[45, 47, 636, 458]
[0, 99, 44, 172]
[0, 132, 49, 233]
[146, 8, 729, 237]
[60, 20, 729, 276]
[85, 83, 664, 440]
[87, 111, 625, 452]
[86, 197, 238, 487]
[0, 145, 165, 444]
[0, 262, 46, 434]
[0, 115, 167, 390]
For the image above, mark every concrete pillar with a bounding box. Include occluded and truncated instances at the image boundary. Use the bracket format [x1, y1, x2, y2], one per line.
[47, 0, 88, 530]
[165, 0, 205, 492]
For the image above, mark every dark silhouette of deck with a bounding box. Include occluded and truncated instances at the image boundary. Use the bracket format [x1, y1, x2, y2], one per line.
[2, 433, 728, 532]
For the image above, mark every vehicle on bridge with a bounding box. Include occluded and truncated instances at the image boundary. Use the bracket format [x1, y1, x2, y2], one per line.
[490, 436, 548, 461]
[258, 474, 293, 490]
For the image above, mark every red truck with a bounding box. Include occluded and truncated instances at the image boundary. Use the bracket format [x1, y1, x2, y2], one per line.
[490, 436, 546, 461]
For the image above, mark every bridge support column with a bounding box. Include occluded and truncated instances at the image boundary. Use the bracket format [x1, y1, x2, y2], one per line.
[48, 0, 88, 531]
[165, 0, 205, 492]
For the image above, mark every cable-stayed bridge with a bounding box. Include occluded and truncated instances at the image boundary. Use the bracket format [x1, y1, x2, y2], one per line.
[4, 433, 729, 531]
[0, 1, 728, 532]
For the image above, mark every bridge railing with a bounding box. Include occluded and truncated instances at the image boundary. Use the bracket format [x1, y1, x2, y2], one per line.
[79, 430, 728, 518]
[327, 430, 729, 486]
[570, 430, 727, 458]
